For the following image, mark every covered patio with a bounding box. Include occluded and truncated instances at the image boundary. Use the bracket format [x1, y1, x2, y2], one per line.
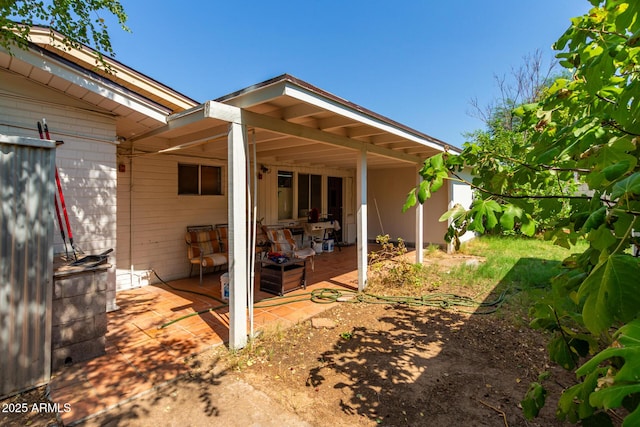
[122, 74, 456, 350]
[49, 245, 369, 425]
[1, 31, 472, 415]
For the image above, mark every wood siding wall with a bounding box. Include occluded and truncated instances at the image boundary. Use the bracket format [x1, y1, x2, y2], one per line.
[1, 71, 118, 309]
[116, 152, 227, 289]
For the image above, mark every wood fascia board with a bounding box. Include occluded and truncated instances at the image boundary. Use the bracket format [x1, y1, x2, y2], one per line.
[2, 45, 169, 123]
[204, 101, 243, 122]
[283, 83, 445, 152]
[241, 110, 423, 164]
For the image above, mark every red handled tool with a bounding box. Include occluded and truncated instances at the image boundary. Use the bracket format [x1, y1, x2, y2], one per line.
[38, 120, 78, 260]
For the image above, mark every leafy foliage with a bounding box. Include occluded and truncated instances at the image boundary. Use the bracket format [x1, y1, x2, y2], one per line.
[1, 0, 129, 69]
[368, 235, 432, 289]
[405, 1, 640, 424]
[521, 372, 550, 420]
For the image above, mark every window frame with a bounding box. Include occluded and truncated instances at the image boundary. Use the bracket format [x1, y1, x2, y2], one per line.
[178, 163, 223, 196]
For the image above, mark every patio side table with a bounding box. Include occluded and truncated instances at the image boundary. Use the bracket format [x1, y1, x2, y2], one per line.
[259, 257, 306, 296]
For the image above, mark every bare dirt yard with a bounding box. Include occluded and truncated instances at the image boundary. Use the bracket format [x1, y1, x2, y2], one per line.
[208, 302, 575, 427]
[2, 251, 579, 427]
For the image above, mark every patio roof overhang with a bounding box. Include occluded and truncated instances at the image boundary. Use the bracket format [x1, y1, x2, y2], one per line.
[131, 74, 457, 170]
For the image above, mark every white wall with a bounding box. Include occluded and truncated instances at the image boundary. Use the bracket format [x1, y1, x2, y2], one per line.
[367, 166, 450, 247]
[449, 168, 475, 246]
[115, 142, 358, 290]
[1, 70, 119, 310]
[116, 150, 227, 289]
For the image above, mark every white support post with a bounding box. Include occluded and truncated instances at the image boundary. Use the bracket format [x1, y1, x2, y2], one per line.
[228, 122, 248, 350]
[415, 169, 424, 264]
[356, 149, 368, 291]
[447, 178, 455, 254]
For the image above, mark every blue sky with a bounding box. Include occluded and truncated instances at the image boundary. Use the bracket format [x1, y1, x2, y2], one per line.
[106, 1, 592, 148]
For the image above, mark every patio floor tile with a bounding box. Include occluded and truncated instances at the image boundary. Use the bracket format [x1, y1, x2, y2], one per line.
[47, 244, 377, 425]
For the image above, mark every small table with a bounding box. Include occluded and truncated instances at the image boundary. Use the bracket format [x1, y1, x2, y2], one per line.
[304, 221, 341, 251]
[260, 257, 307, 296]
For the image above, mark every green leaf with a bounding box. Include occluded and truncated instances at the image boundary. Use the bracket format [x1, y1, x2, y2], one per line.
[577, 255, 640, 334]
[521, 382, 547, 420]
[402, 189, 416, 213]
[611, 172, 640, 199]
[587, 224, 617, 252]
[483, 200, 501, 229]
[430, 171, 449, 193]
[616, 318, 640, 347]
[499, 204, 523, 230]
[430, 153, 444, 170]
[574, 320, 640, 426]
[439, 204, 467, 223]
[590, 383, 640, 411]
[582, 207, 607, 233]
[520, 213, 536, 237]
[622, 406, 640, 427]
[467, 199, 502, 233]
[548, 334, 578, 370]
[417, 180, 431, 204]
[558, 369, 603, 422]
[602, 160, 632, 181]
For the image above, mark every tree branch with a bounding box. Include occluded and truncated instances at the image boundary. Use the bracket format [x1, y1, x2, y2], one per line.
[450, 171, 593, 201]
[476, 152, 591, 174]
[447, 172, 640, 217]
[580, 27, 629, 41]
[602, 119, 640, 137]
[595, 93, 618, 105]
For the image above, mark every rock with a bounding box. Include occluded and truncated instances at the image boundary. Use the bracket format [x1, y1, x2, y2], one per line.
[311, 318, 337, 329]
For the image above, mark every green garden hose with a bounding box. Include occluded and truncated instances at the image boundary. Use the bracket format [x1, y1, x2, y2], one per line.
[153, 269, 509, 330]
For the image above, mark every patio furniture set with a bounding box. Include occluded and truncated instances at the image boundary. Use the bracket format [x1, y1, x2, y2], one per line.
[186, 222, 339, 295]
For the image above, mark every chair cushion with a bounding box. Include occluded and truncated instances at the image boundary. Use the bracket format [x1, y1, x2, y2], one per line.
[265, 229, 297, 253]
[294, 247, 315, 259]
[202, 253, 228, 268]
[186, 230, 222, 259]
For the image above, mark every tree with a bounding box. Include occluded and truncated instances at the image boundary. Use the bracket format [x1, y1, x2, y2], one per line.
[464, 50, 576, 233]
[469, 49, 559, 131]
[1, 0, 129, 69]
[404, 1, 640, 425]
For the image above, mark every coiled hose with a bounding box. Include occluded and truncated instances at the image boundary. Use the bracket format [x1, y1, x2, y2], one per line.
[152, 270, 508, 330]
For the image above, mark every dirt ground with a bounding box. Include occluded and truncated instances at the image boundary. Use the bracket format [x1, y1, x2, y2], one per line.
[2, 253, 579, 427]
[212, 305, 575, 427]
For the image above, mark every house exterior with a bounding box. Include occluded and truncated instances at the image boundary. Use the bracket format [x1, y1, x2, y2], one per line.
[1, 27, 473, 350]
